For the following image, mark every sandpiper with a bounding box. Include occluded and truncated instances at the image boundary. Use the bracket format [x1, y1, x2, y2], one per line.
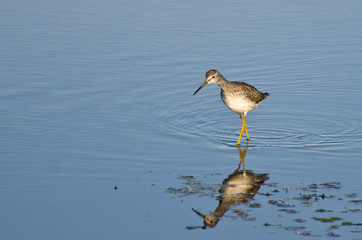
[193, 69, 269, 145]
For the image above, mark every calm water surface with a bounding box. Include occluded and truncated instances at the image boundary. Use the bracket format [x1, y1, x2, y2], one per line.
[1, 0, 362, 239]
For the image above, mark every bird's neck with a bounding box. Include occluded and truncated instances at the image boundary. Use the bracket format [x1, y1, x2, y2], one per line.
[216, 75, 229, 89]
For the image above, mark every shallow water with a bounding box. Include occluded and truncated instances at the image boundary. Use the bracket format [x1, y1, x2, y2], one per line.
[1, 0, 362, 239]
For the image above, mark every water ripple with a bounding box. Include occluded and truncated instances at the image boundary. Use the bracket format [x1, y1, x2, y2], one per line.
[153, 85, 361, 152]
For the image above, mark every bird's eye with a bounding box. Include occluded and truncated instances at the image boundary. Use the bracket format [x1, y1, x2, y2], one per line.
[212, 76, 215, 78]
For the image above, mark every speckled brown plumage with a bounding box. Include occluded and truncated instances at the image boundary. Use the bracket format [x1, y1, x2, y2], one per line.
[193, 69, 269, 144]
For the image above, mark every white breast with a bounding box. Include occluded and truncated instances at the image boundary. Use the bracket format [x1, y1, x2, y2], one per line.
[221, 93, 258, 114]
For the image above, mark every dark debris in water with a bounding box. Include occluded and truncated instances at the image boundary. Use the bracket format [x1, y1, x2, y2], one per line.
[345, 193, 357, 198]
[257, 192, 273, 197]
[228, 209, 256, 221]
[278, 208, 299, 214]
[293, 218, 306, 223]
[268, 199, 295, 208]
[167, 177, 362, 237]
[246, 202, 261, 208]
[315, 208, 333, 213]
[296, 231, 312, 236]
[312, 217, 342, 223]
[340, 207, 361, 213]
[342, 222, 362, 226]
[264, 222, 282, 227]
[166, 174, 222, 198]
[282, 226, 306, 231]
[348, 199, 362, 204]
[307, 182, 341, 190]
[327, 231, 340, 237]
[178, 175, 195, 180]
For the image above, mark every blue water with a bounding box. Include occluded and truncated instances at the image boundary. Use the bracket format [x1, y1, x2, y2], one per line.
[1, 0, 362, 239]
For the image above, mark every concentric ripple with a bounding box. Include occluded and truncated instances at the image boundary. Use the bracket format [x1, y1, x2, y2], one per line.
[152, 78, 362, 152]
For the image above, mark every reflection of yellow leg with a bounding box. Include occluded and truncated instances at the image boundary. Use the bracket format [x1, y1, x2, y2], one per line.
[237, 114, 249, 145]
[237, 140, 249, 174]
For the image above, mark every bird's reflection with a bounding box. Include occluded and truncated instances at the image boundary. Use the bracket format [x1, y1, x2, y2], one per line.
[188, 141, 269, 229]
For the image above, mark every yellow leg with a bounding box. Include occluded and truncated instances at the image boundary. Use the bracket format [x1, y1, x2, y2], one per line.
[237, 114, 249, 145]
[237, 114, 244, 145]
[242, 115, 250, 140]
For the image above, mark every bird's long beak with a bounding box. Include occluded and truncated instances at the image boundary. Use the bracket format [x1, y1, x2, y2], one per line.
[193, 81, 208, 95]
[191, 208, 206, 218]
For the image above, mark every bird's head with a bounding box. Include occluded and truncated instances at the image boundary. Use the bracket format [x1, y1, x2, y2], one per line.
[193, 69, 221, 95]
